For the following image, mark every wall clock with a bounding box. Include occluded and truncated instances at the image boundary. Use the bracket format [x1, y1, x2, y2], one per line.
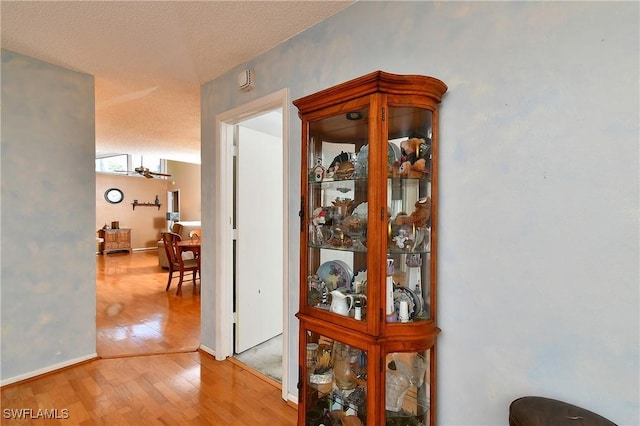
[104, 188, 124, 204]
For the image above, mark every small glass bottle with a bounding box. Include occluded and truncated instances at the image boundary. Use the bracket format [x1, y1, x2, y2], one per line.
[306, 342, 318, 369]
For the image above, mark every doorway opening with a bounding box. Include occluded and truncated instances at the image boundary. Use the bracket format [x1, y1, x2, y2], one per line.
[215, 89, 289, 399]
[167, 189, 180, 230]
[96, 165, 202, 359]
[232, 111, 284, 383]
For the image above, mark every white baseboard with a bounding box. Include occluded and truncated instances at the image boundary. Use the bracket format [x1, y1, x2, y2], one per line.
[1, 353, 98, 387]
[95, 247, 157, 255]
[199, 344, 216, 358]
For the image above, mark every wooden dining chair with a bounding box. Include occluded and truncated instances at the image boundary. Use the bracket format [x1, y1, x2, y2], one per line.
[161, 232, 199, 296]
[171, 223, 184, 235]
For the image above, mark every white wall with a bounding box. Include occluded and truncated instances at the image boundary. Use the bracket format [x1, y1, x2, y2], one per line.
[201, 2, 638, 425]
[1, 50, 97, 383]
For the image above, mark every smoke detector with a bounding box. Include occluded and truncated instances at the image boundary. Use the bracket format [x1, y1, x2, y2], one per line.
[238, 69, 255, 92]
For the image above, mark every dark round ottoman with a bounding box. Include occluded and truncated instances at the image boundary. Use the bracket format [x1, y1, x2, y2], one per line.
[509, 396, 617, 426]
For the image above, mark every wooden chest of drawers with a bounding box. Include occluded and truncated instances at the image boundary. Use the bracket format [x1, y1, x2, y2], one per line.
[98, 228, 132, 254]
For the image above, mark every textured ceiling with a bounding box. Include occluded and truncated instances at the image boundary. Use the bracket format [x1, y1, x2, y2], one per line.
[1, 1, 353, 164]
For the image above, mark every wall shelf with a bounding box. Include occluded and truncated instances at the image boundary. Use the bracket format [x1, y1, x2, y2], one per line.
[132, 203, 161, 210]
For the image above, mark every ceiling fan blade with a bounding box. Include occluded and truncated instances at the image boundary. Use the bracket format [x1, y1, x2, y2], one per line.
[110, 165, 169, 178]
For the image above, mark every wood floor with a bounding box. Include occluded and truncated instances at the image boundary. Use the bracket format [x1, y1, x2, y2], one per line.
[96, 250, 200, 358]
[1, 251, 297, 425]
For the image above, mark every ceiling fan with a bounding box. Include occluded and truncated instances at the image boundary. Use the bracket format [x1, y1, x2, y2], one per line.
[113, 161, 171, 179]
[133, 166, 171, 179]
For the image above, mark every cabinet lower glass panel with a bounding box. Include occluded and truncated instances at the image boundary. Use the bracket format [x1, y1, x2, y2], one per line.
[385, 350, 431, 426]
[305, 333, 368, 425]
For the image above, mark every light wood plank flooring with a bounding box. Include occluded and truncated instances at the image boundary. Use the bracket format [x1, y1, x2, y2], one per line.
[1, 351, 297, 425]
[96, 250, 200, 358]
[1, 250, 297, 425]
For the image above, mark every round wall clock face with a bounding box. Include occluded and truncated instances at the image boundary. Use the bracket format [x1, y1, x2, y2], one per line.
[104, 188, 124, 204]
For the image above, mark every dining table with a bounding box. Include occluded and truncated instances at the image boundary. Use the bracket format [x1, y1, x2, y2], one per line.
[177, 238, 201, 273]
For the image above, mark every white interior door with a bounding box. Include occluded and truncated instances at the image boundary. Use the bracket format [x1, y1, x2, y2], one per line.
[235, 119, 283, 353]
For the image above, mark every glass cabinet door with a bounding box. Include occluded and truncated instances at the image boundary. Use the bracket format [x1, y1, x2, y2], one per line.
[305, 105, 370, 323]
[385, 106, 434, 324]
[384, 347, 433, 425]
[304, 331, 368, 426]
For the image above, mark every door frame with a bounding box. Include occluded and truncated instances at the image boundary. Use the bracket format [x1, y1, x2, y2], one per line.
[214, 89, 289, 400]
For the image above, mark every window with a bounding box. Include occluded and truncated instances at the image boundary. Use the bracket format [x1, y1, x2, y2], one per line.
[131, 154, 162, 174]
[96, 154, 128, 173]
[96, 154, 167, 177]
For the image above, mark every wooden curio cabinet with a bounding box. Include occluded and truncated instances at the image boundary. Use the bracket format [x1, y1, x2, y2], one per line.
[294, 71, 447, 426]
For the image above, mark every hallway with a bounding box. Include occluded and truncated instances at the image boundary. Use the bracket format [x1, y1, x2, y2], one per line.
[96, 250, 200, 358]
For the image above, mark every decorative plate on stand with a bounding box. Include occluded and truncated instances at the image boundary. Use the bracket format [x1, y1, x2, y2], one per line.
[317, 260, 353, 291]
